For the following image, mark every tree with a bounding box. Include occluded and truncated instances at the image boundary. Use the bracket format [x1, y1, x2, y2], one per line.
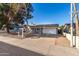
[58, 25, 64, 34]
[16, 3, 34, 24]
[0, 3, 34, 33]
[0, 4, 10, 32]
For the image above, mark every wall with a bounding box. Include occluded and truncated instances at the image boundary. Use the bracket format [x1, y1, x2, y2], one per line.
[63, 32, 79, 49]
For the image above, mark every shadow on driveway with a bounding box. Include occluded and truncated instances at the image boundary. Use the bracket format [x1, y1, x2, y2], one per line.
[0, 41, 44, 56]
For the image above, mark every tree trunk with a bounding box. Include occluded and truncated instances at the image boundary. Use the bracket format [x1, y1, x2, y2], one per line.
[6, 18, 10, 33]
[26, 19, 28, 25]
[6, 23, 10, 33]
[4, 16, 10, 33]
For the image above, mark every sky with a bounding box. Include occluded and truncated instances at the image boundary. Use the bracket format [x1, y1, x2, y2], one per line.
[28, 3, 72, 26]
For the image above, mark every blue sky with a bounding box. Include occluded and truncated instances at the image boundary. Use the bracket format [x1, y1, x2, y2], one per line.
[28, 3, 71, 26]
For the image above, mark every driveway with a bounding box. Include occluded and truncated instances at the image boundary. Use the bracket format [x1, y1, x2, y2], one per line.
[0, 34, 79, 56]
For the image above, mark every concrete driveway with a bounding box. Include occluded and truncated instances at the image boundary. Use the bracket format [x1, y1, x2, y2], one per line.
[0, 34, 79, 56]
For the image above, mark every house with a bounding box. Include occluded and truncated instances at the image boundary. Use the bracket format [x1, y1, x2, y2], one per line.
[30, 24, 59, 35]
[63, 23, 76, 33]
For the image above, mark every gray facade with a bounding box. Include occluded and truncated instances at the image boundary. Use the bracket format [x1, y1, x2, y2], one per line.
[30, 24, 59, 35]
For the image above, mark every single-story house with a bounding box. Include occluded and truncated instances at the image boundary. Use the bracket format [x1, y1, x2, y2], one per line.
[63, 23, 76, 33]
[30, 24, 59, 35]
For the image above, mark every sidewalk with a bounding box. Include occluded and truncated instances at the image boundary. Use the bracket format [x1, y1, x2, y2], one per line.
[0, 35, 79, 56]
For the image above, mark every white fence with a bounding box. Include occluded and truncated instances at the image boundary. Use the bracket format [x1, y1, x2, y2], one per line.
[63, 32, 79, 49]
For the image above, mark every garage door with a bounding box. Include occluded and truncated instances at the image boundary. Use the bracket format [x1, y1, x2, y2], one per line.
[43, 28, 57, 34]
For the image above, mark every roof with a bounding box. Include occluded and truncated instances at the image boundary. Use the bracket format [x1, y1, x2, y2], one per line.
[65, 23, 75, 26]
[30, 24, 59, 27]
[64, 23, 76, 28]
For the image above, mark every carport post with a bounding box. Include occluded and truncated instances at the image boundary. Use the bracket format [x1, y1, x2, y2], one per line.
[70, 3, 73, 47]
